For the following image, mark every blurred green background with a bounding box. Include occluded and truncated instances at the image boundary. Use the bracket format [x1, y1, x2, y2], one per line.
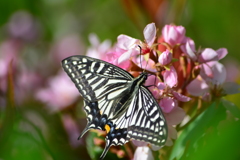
[0, 0, 239, 160]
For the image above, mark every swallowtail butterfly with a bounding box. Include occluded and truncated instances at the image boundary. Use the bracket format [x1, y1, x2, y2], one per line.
[62, 55, 167, 159]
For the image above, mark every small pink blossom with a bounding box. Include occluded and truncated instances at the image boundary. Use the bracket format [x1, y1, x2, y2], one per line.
[162, 24, 186, 46]
[158, 49, 172, 65]
[163, 66, 178, 88]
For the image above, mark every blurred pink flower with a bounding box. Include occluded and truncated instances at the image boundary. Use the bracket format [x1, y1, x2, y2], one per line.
[158, 49, 172, 65]
[223, 59, 240, 82]
[86, 33, 111, 59]
[162, 24, 186, 46]
[52, 34, 85, 63]
[35, 71, 79, 112]
[61, 114, 82, 148]
[8, 11, 40, 41]
[133, 146, 154, 160]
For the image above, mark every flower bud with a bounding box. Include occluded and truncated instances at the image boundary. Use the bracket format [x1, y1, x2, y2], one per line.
[159, 50, 172, 65]
[162, 24, 186, 46]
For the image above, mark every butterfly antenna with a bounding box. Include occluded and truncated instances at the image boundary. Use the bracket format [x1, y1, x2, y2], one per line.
[138, 45, 150, 73]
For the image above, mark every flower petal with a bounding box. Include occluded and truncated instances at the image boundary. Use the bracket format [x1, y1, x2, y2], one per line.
[186, 76, 209, 96]
[201, 61, 226, 85]
[172, 91, 191, 102]
[216, 48, 228, 60]
[181, 38, 197, 61]
[160, 97, 176, 113]
[198, 48, 218, 63]
[144, 23, 156, 46]
[133, 147, 154, 160]
[165, 106, 186, 125]
[117, 34, 138, 50]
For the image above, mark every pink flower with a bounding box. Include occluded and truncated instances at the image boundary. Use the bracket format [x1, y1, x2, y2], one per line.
[114, 34, 139, 65]
[61, 114, 82, 148]
[162, 24, 186, 46]
[35, 71, 79, 112]
[158, 49, 172, 65]
[8, 11, 40, 41]
[181, 38, 228, 64]
[112, 23, 157, 66]
[163, 66, 178, 88]
[200, 61, 226, 85]
[187, 61, 239, 97]
[133, 146, 154, 160]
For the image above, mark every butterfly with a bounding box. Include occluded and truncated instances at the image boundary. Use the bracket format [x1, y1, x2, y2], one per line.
[61, 55, 168, 159]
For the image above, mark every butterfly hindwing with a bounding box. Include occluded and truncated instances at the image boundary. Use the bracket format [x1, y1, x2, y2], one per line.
[62, 55, 168, 160]
[126, 86, 167, 146]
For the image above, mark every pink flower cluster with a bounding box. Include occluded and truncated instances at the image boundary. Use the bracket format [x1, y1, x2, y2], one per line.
[85, 23, 238, 156]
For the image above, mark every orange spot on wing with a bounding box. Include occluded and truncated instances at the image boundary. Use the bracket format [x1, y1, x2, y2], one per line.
[105, 124, 111, 133]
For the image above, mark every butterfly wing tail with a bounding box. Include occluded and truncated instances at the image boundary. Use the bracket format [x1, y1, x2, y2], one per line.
[99, 140, 111, 160]
[78, 125, 90, 140]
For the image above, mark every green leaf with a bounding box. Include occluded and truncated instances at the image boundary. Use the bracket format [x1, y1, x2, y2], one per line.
[170, 101, 230, 160]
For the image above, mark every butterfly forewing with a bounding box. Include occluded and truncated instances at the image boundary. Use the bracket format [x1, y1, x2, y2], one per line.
[61, 55, 168, 160]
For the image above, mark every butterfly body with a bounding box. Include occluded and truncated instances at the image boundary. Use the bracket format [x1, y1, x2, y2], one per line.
[62, 55, 167, 159]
